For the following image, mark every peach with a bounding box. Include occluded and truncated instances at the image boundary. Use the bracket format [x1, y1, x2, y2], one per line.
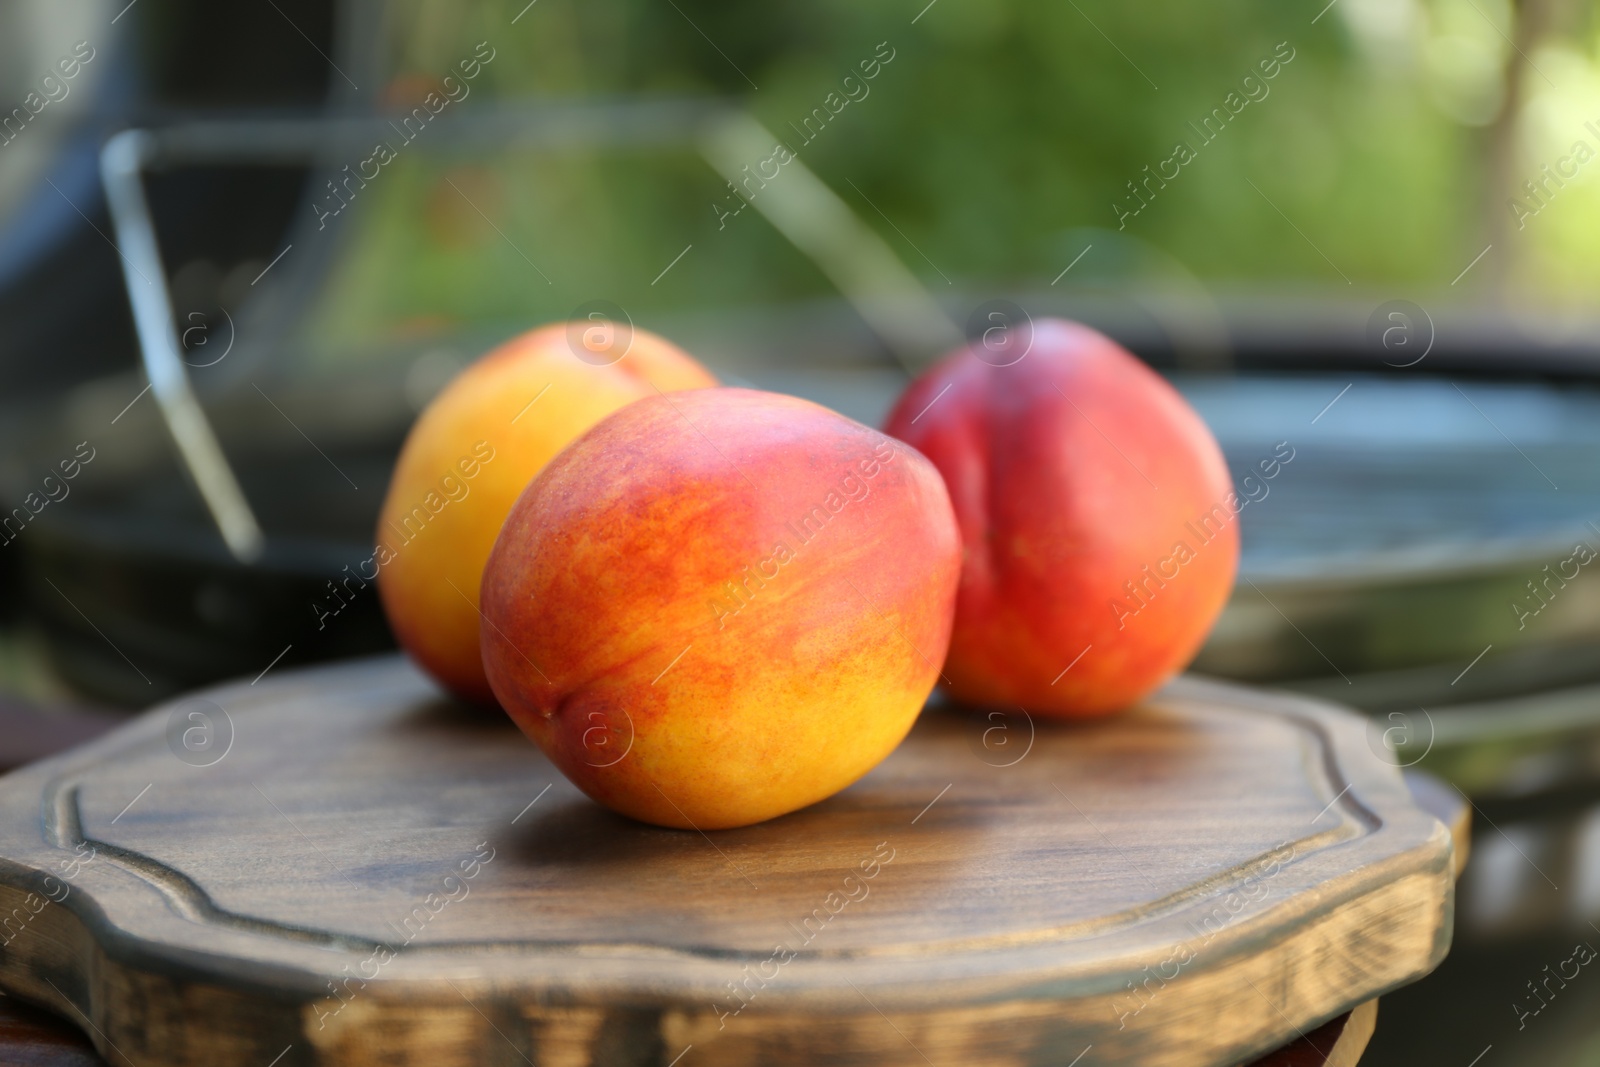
[376, 321, 716, 705]
[883, 318, 1237, 716]
[481, 387, 961, 829]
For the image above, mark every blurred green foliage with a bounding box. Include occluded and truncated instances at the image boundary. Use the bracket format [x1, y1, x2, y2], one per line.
[304, 0, 1600, 360]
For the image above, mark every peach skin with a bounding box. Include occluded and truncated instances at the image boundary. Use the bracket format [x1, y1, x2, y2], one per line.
[883, 318, 1238, 717]
[480, 387, 961, 829]
[376, 321, 716, 705]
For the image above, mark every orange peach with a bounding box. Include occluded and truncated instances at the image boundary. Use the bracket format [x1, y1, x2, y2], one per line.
[376, 321, 716, 705]
[883, 318, 1237, 716]
[480, 387, 961, 829]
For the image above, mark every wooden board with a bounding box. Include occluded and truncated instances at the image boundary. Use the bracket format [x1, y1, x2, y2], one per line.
[1402, 770, 1471, 879]
[0, 657, 1454, 1067]
[0, 995, 1382, 1067]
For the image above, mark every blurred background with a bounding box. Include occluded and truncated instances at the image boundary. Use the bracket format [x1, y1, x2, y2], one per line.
[3, 0, 1600, 1061]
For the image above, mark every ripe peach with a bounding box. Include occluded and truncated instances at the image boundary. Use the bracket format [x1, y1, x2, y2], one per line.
[883, 318, 1237, 717]
[376, 321, 716, 705]
[481, 387, 961, 829]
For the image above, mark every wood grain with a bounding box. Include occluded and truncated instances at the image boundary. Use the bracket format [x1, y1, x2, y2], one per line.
[0, 987, 1383, 1067]
[0, 657, 1454, 1066]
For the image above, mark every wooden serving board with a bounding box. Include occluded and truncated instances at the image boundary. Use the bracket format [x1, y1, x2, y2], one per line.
[0, 657, 1453, 1067]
